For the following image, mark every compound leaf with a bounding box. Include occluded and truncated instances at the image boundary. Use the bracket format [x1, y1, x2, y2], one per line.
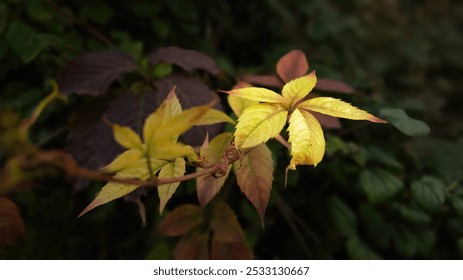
[158, 158, 186, 214]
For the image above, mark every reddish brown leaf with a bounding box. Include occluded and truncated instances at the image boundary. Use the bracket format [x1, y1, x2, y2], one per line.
[210, 237, 254, 260]
[311, 111, 342, 129]
[316, 79, 355, 94]
[148, 46, 220, 75]
[157, 204, 201, 237]
[173, 231, 210, 260]
[276, 50, 309, 82]
[210, 203, 245, 242]
[0, 197, 25, 245]
[234, 144, 273, 221]
[240, 74, 283, 88]
[57, 51, 138, 95]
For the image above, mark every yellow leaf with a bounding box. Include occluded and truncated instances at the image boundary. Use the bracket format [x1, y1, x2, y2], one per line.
[235, 104, 288, 149]
[164, 86, 183, 119]
[225, 87, 285, 103]
[143, 101, 167, 143]
[298, 97, 386, 123]
[158, 158, 186, 214]
[197, 108, 236, 125]
[150, 140, 196, 161]
[227, 95, 258, 117]
[287, 109, 325, 170]
[112, 124, 142, 149]
[101, 148, 144, 173]
[282, 71, 317, 108]
[233, 144, 273, 222]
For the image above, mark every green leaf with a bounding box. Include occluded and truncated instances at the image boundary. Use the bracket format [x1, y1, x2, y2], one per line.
[101, 148, 144, 173]
[379, 108, 430, 136]
[389, 202, 431, 225]
[347, 237, 382, 260]
[157, 158, 186, 214]
[80, 2, 114, 24]
[366, 146, 403, 169]
[359, 169, 404, 203]
[328, 196, 357, 237]
[6, 21, 43, 63]
[0, 3, 7, 35]
[411, 176, 446, 213]
[449, 195, 463, 217]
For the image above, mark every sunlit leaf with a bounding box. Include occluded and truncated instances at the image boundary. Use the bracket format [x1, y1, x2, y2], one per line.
[282, 71, 317, 108]
[158, 158, 186, 214]
[287, 109, 325, 170]
[234, 144, 273, 221]
[379, 108, 430, 136]
[150, 140, 196, 161]
[0, 198, 25, 245]
[227, 95, 258, 117]
[299, 97, 386, 123]
[197, 109, 236, 126]
[276, 49, 309, 82]
[235, 104, 287, 149]
[101, 148, 144, 173]
[157, 204, 201, 237]
[112, 124, 142, 149]
[225, 87, 285, 103]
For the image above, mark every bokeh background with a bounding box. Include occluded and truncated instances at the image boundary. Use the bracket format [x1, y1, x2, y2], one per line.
[1, 0, 462, 259]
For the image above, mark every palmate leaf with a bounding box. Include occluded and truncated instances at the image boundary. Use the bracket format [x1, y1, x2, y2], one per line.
[234, 104, 288, 149]
[234, 144, 273, 222]
[158, 158, 186, 214]
[281, 71, 317, 108]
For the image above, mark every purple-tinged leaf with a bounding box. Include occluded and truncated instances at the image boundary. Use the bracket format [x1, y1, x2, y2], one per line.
[57, 50, 138, 95]
[316, 79, 355, 94]
[157, 204, 202, 237]
[155, 74, 224, 146]
[311, 111, 342, 129]
[148, 46, 220, 75]
[66, 91, 157, 190]
[173, 232, 210, 260]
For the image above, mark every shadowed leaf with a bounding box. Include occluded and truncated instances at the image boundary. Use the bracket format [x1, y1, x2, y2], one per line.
[0, 197, 25, 245]
[276, 50, 309, 82]
[173, 231, 209, 260]
[57, 50, 138, 95]
[234, 144, 273, 221]
[157, 204, 201, 237]
[196, 133, 233, 207]
[6, 21, 43, 64]
[360, 169, 404, 203]
[411, 176, 445, 214]
[316, 79, 355, 94]
[379, 108, 430, 136]
[241, 74, 283, 88]
[148, 46, 220, 75]
[311, 111, 342, 129]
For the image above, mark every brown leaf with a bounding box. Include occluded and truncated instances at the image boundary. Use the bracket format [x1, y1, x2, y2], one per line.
[0, 197, 25, 245]
[210, 238, 254, 260]
[234, 144, 273, 221]
[316, 79, 355, 94]
[276, 50, 309, 82]
[57, 51, 138, 95]
[148, 46, 220, 75]
[157, 204, 201, 237]
[173, 231, 210, 260]
[311, 111, 342, 129]
[240, 74, 283, 88]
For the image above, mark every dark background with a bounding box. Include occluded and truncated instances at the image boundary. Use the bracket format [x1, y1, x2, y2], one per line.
[1, 0, 462, 259]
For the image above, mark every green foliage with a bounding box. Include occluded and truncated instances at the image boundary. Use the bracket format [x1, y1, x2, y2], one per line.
[1, 0, 463, 260]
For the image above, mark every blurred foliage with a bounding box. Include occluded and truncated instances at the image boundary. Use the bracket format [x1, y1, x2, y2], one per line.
[1, 0, 463, 259]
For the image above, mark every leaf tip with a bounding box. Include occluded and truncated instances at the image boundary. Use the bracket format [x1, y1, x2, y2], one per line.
[369, 115, 388, 124]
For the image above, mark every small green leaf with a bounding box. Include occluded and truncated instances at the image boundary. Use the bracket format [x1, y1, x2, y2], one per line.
[346, 237, 382, 260]
[80, 3, 114, 24]
[6, 21, 43, 63]
[359, 169, 404, 203]
[366, 146, 403, 169]
[0, 3, 8, 35]
[449, 195, 463, 217]
[411, 176, 445, 213]
[379, 108, 430, 136]
[328, 196, 357, 237]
